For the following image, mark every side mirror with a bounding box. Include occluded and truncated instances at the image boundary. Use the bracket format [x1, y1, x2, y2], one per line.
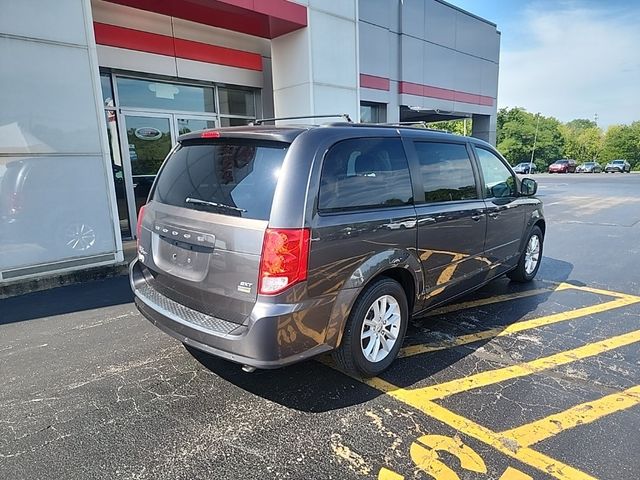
[520, 178, 537, 196]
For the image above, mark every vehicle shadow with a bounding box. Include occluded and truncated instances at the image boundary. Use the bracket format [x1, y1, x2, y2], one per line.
[189, 256, 574, 412]
[0, 275, 134, 325]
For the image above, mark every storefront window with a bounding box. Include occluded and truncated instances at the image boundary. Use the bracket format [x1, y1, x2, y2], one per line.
[100, 73, 115, 109]
[360, 102, 387, 124]
[116, 77, 216, 113]
[220, 117, 252, 127]
[104, 111, 130, 237]
[219, 87, 255, 116]
[177, 118, 217, 135]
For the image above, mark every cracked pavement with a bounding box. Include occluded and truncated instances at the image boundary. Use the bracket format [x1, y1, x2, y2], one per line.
[1, 173, 639, 479]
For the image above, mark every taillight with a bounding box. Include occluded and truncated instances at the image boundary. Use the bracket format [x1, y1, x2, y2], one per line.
[201, 130, 220, 138]
[258, 228, 311, 295]
[136, 205, 146, 242]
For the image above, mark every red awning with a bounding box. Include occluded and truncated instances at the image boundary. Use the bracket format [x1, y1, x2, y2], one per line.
[104, 0, 307, 39]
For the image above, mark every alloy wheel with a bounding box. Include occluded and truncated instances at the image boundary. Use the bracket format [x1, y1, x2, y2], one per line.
[360, 295, 401, 363]
[524, 234, 541, 275]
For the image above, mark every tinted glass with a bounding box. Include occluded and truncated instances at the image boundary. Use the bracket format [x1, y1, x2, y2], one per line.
[218, 88, 255, 116]
[153, 140, 288, 220]
[104, 111, 130, 237]
[475, 147, 516, 198]
[318, 138, 412, 212]
[360, 102, 387, 123]
[176, 118, 217, 135]
[116, 77, 215, 113]
[414, 142, 477, 202]
[100, 73, 114, 108]
[220, 117, 252, 127]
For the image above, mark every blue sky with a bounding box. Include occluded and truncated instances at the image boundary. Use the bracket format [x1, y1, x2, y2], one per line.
[451, 0, 640, 127]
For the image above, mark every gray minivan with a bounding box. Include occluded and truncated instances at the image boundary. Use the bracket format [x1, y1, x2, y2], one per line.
[130, 123, 544, 377]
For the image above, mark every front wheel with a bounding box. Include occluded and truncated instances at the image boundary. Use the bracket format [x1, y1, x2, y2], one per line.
[508, 226, 543, 283]
[333, 278, 409, 377]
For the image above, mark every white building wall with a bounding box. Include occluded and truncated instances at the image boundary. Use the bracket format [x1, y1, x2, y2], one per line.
[0, 0, 121, 282]
[271, 0, 359, 124]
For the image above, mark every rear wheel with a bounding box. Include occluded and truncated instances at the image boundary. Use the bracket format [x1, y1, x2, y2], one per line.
[333, 278, 408, 377]
[508, 226, 543, 283]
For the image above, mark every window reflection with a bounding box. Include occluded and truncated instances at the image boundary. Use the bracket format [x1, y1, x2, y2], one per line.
[116, 77, 216, 113]
[220, 117, 251, 127]
[414, 142, 477, 202]
[219, 87, 255, 116]
[177, 118, 216, 135]
[100, 73, 114, 108]
[104, 111, 130, 237]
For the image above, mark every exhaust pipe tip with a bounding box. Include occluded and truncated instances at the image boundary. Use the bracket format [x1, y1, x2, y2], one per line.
[242, 365, 256, 373]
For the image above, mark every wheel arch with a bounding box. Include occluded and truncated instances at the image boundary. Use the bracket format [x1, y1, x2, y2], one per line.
[324, 249, 423, 350]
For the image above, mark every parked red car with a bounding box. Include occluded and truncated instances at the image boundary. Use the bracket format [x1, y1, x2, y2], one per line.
[548, 159, 577, 173]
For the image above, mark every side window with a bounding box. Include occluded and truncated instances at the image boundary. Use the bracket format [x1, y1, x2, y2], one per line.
[414, 142, 477, 203]
[475, 147, 516, 198]
[318, 138, 413, 213]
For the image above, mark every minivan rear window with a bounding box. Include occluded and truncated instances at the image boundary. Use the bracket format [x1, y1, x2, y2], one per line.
[152, 139, 288, 220]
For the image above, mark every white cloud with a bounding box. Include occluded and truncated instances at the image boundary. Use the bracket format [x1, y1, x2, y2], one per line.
[498, 4, 640, 127]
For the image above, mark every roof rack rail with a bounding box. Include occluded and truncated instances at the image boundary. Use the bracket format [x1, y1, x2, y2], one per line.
[371, 121, 449, 132]
[252, 113, 352, 125]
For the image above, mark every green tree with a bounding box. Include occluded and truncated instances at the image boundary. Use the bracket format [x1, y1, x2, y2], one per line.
[497, 108, 564, 170]
[426, 119, 472, 136]
[560, 119, 603, 162]
[601, 122, 640, 170]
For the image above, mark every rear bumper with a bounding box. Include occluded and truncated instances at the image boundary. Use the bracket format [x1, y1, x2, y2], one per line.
[130, 260, 333, 369]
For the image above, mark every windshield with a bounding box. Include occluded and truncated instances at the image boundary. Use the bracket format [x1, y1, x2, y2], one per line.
[612, 160, 624, 164]
[152, 139, 289, 220]
[554, 160, 568, 164]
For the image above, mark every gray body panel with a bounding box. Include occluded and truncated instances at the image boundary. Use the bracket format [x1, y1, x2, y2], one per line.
[131, 124, 545, 368]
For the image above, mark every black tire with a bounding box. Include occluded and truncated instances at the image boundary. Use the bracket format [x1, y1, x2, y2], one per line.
[332, 277, 409, 377]
[507, 226, 543, 283]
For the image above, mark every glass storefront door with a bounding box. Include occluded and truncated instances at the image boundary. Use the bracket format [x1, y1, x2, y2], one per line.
[122, 113, 174, 216]
[101, 73, 259, 239]
[120, 112, 218, 234]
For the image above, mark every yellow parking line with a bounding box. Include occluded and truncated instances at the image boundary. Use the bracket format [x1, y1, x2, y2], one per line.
[365, 376, 596, 480]
[559, 283, 640, 301]
[400, 296, 640, 358]
[401, 329, 640, 400]
[423, 284, 570, 317]
[502, 385, 640, 447]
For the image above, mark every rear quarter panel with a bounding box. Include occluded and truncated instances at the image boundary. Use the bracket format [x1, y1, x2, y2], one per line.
[296, 128, 423, 348]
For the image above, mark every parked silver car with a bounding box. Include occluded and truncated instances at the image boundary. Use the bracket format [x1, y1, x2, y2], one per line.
[576, 162, 602, 173]
[130, 123, 545, 376]
[604, 159, 631, 173]
[513, 162, 537, 174]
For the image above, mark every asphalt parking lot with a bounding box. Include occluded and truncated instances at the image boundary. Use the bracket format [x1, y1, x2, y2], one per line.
[1, 173, 639, 480]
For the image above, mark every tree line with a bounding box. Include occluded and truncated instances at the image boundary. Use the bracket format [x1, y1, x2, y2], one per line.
[429, 108, 640, 171]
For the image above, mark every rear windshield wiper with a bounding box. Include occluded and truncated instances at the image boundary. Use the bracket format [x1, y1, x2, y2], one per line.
[185, 197, 247, 213]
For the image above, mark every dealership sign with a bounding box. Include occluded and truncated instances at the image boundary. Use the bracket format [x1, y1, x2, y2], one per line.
[134, 127, 162, 140]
